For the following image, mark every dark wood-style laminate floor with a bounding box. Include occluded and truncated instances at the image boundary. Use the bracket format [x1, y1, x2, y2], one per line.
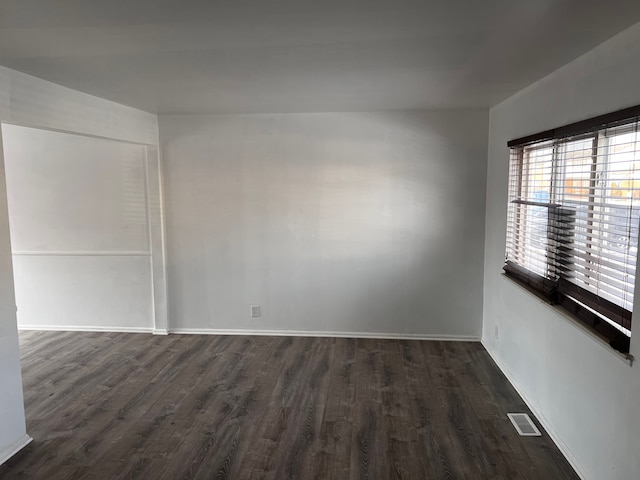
[1, 331, 578, 480]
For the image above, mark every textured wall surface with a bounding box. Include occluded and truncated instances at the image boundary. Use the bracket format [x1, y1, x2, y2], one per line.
[161, 111, 488, 337]
[2, 125, 153, 330]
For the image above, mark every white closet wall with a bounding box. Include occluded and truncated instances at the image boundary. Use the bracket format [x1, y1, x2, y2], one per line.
[2, 125, 153, 331]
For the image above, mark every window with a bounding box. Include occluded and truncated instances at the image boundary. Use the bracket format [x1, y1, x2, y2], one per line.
[505, 106, 640, 353]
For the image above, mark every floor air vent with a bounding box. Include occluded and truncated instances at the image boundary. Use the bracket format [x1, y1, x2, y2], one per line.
[507, 413, 541, 436]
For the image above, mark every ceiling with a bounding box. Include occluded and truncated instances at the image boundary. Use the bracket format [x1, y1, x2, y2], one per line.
[1, 0, 640, 115]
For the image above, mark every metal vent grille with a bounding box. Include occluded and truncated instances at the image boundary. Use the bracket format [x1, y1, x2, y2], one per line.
[507, 413, 542, 436]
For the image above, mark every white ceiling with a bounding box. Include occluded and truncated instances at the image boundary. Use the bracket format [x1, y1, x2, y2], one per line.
[1, 0, 640, 114]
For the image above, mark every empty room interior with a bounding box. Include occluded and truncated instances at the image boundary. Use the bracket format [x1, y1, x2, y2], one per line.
[1, 1, 640, 479]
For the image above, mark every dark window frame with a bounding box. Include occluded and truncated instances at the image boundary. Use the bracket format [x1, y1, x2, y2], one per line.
[505, 105, 640, 354]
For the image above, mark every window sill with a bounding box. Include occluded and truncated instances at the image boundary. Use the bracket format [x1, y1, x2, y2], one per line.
[500, 272, 634, 367]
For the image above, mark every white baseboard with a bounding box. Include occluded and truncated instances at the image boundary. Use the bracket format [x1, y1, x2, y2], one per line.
[481, 340, 589, 480]
[0, 434, 32, 466]
[168, 328, 480, 342]
[17, 325, 153, 334]
[16, 325, 480, 342]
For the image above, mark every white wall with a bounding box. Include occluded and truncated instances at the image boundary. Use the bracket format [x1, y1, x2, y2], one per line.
[0, 66, 160, 464]
[0, 128, 29, 464]
[2, 125, 153, 331]
[483, 22, 640, 480]
[160, 111, 488, 337]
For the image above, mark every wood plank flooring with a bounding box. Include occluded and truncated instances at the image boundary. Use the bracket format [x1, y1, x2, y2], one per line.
[0, 331, 579, 479]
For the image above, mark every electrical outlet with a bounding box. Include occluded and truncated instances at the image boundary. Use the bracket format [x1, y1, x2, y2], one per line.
[250, 305, 261, 318]
[494, 324, 499, 341]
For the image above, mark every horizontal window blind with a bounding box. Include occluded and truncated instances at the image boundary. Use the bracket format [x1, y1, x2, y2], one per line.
[505, 106, 640, 353]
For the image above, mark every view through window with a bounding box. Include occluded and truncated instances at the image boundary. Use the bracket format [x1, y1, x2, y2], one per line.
[505, 108, 640, 353]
